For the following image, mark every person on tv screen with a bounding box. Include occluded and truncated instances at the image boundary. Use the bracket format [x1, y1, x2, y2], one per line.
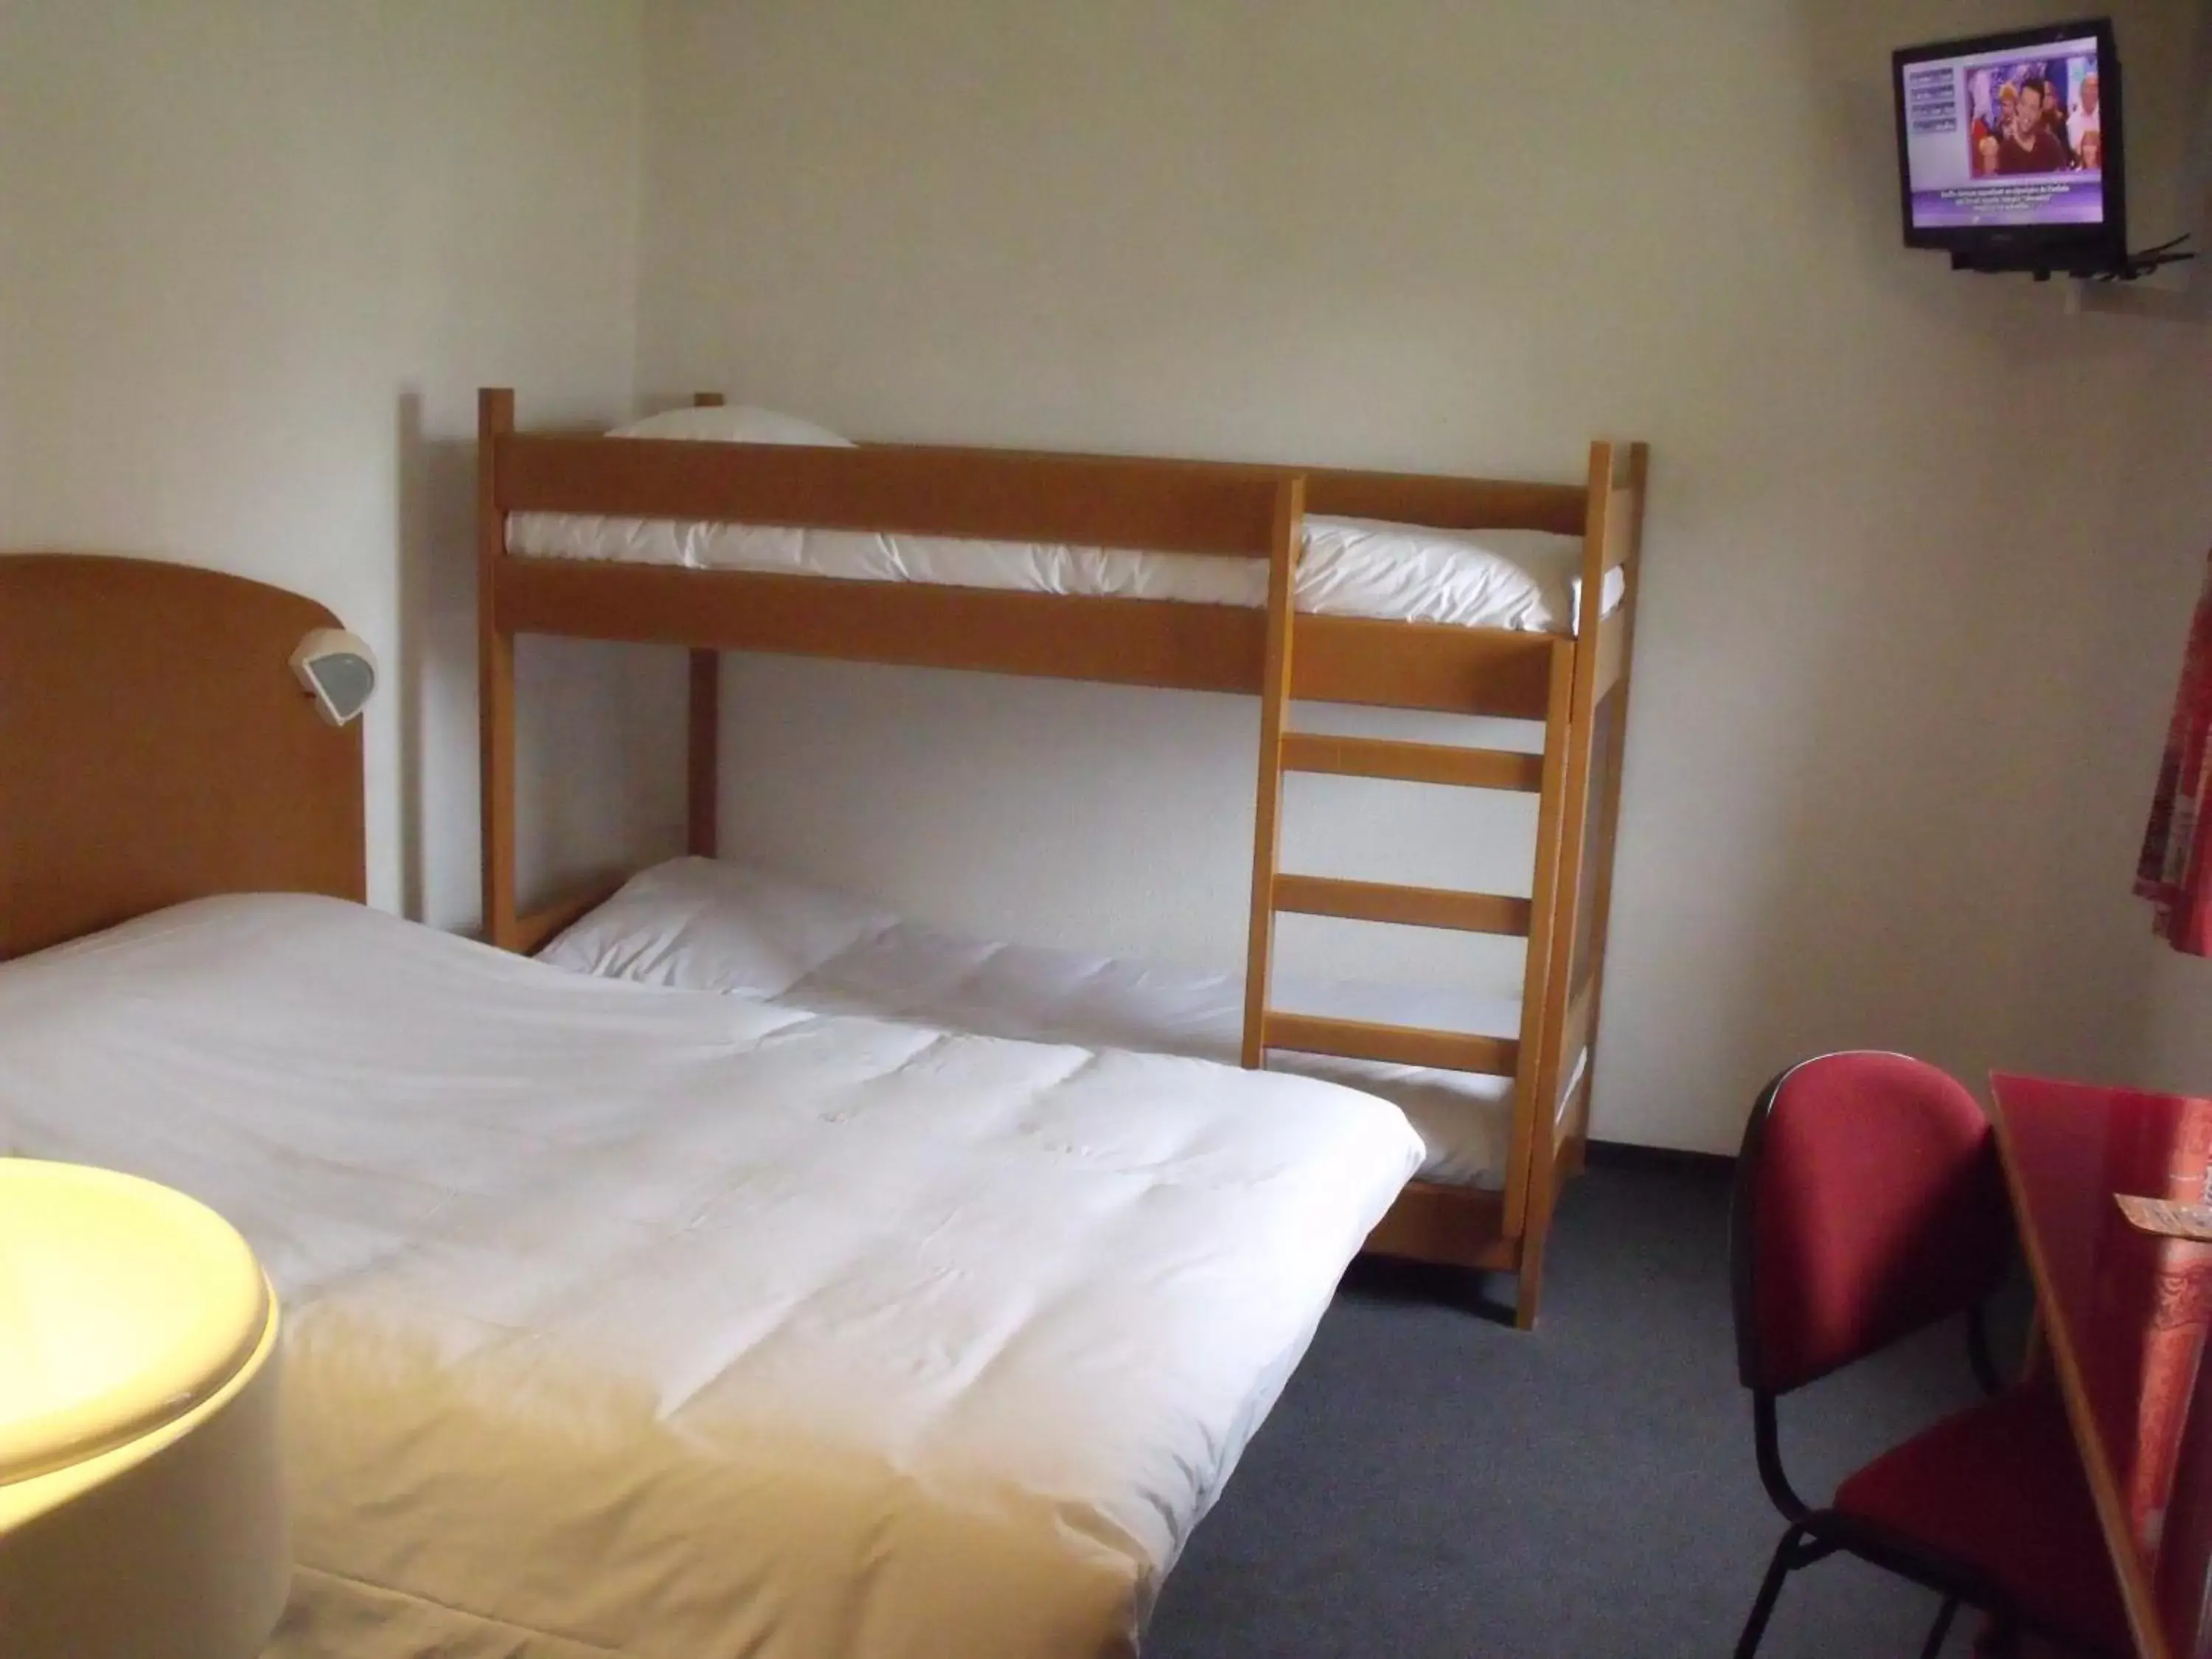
[1969, 74, 1997, 173]
[1976, 82, 2019, 175]
[2071, 71, 2101, 145]
[2076, 127, 2104, 171]
[2041, 78, 2070, 150]
[1997, 78, 2067, 173]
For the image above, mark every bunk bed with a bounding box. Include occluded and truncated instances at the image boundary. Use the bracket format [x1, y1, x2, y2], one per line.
[477, 389, 1649, 1326]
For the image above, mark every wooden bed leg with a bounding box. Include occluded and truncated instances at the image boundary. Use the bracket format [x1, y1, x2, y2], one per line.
[1514, 1164, 1562, 1330]
[1507, 442, 1635, 1328]
[687, 649, 720, 858]
[478, 387, 520, 951]
[1560, 1115, 1590, 1177]
[1565, 442, 1647, 1182]
[1239, 477, 1304, 1070]
[1500, 644, 1576, 1285]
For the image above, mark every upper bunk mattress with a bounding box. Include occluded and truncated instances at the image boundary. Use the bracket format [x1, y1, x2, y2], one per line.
[505, 408, 1624, 634]
[542, 857, 1539, 1188]
[0, 895, 1420, 1659]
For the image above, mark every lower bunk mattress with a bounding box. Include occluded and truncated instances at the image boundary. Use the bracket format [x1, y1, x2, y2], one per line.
[543, 857, 1540, 1187]
[0, 895, 1421, 1659]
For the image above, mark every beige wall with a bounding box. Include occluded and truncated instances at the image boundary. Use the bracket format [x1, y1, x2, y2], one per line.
[639, 0, 2212, 1150]
[0, 0, 680, 929]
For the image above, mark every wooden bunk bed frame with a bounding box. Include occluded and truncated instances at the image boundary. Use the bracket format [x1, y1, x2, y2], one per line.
[476, 388, 1646, 1327]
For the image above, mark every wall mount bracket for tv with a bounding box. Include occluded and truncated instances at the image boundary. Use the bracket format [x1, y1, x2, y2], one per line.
[1952, 232, 2195, 282]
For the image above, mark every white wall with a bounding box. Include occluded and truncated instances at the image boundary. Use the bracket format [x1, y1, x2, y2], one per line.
[639, 0, 2212, 1151]
[0, 0, 681, 929]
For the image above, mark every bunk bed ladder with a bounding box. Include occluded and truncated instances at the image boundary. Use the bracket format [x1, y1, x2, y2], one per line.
[1242, 642, 1576, 1326]
[1239, 439, 1644, 1329]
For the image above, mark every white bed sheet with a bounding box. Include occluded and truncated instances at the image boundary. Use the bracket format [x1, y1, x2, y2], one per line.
[0, 897, 1420, 1659]
[542, 858, 1537, 1187]
[506, 513, 1624, 635]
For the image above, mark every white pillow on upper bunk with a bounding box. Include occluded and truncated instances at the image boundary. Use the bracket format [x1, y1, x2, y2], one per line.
[1298, 517, 1593, 632]
[613, 405, 853, 447]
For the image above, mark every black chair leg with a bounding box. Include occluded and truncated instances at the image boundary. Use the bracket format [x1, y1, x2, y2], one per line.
[1735, 1522, 1809, 1659]
[1966, 1304, 2006, 1397]
[1920, 1596, 1961, 1659]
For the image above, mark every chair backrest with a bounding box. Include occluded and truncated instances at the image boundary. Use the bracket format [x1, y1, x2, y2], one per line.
[1731, 1051, 2012, 1395]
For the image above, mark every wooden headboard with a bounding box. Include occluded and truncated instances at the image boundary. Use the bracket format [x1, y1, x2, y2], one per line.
[0, 554, 366, 959]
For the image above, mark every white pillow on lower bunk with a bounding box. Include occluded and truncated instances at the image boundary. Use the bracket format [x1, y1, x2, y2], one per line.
[538, 857, 894, 998]
[613, 405, 852, 447]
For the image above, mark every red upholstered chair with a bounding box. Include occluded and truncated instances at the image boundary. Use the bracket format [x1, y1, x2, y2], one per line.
[1729, 1051, 2129, 1659]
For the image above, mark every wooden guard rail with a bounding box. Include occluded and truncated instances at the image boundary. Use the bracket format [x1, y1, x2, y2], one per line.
[498, 434, 1293, 557]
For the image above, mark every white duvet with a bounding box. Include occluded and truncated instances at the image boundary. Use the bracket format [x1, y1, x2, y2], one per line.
[0, 897, 1420, 1659]
[543, 858, 1532, 1186]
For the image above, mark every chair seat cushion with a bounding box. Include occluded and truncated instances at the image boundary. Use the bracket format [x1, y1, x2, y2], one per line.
[1832, 1376, 2129, 1651]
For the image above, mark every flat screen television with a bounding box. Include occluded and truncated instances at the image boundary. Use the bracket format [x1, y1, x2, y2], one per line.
[1892, 18, 2124, 274]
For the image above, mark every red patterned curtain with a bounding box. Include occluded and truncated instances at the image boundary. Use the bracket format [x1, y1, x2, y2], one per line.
[2139, 552, 2212, 954]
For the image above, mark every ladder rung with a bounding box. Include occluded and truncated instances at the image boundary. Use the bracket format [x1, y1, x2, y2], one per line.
[1280, 733, 1543, 792]
[1274, 874, 1531, 936]
[1265, 1013, 1519, 1077]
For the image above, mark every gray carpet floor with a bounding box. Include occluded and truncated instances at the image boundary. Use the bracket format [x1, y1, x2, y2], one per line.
[1147, 1157, 2030, 1658]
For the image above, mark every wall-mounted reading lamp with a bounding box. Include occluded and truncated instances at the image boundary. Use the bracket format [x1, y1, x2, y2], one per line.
[290, 627, 378, 726]
[0, 1161, 289, 1658]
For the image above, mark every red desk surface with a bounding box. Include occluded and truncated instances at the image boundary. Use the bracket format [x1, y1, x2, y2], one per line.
[1991, 1074, 2212, 1659]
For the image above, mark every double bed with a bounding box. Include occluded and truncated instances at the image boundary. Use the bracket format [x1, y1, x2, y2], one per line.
[0, 554, 1420, 1659]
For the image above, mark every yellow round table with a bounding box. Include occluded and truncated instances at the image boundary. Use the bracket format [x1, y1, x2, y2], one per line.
[0, 1159, 288, 1658]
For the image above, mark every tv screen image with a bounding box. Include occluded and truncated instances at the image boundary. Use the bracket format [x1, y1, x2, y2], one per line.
[1899, 35, 2105, 232]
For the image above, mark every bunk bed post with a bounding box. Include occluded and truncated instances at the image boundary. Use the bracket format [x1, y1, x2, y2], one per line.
[686, 392, 726, 859]
[687, 653, 720, 858]
[1239, 476, 1306, 1069]
[1509, 439, 1628, 1328]
[477, 386, 521, 952]
[1501, 640, 1577, 1322]
[1559, 441, 1648, 1173]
